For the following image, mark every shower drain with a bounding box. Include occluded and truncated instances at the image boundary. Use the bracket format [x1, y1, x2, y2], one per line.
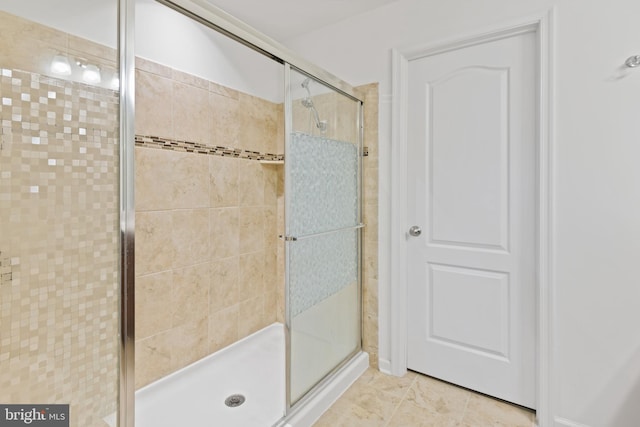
[225, 394, 246, 408]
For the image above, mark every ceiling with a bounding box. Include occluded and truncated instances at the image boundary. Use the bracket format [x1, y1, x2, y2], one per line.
[203, 0, 399, 41]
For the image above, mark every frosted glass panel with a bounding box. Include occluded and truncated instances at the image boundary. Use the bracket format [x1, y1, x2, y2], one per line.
[289, 132, 358, 236]
[288, 131, 359, 316]
[289, 229, 358, 316]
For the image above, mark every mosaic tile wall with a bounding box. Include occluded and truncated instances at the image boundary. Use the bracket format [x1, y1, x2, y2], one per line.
[134, 57, 285, 388]
[0, 11, 118, 93]
[0, 67, 120, 427]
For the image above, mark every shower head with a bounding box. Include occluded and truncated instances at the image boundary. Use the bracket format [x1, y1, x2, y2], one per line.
[301, 78, 313, 102]
[301, 97, 314, 109]
[300, 78, 327, 133]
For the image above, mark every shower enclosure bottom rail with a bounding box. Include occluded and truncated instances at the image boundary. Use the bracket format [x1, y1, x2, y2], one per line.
[277, 351, 369, 427]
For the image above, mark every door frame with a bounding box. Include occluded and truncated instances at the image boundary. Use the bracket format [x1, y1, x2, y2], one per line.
[388, 10, 556, 426]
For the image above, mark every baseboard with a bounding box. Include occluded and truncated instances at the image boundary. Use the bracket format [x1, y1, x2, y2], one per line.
[378, 357, 392, 375]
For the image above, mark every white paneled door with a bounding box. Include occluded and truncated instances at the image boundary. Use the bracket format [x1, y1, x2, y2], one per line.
[406, 31, 537, 409]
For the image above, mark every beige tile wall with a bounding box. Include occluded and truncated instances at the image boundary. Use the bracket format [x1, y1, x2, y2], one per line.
[134, 58, 284, 389]
[135, 75, 379, 389]
[356, 83, 379, 369]
[0, 11, 119, 427]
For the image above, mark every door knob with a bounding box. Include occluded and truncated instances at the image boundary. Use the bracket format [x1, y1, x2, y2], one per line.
[409, 225, 422, 237]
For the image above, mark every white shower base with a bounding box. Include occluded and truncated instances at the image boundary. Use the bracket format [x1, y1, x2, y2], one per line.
[135, 323, 285, 427]
[128, 322, 368, 427]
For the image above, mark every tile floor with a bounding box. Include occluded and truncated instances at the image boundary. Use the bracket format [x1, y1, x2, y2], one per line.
[314, 368, 536, 427]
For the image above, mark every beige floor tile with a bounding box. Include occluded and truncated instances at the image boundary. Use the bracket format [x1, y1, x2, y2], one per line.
[313, 400, 354, 427]
[387, 400, 458, 427]
[404, 374, 470, 420]
[312, 369, 536, 427]
[356, 367, 417, 399]
[337, 383, 402, 426]
[461, 394, 535, 427]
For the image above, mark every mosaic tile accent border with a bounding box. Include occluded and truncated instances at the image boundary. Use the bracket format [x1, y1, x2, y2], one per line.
[135, 135, 284, 162]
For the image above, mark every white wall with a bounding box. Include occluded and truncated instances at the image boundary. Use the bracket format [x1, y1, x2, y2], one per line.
[0, 0, 118, 47]
[284, 1, 640, 426]
[135, 0, 283, 102]
[1, 0, 283, 102]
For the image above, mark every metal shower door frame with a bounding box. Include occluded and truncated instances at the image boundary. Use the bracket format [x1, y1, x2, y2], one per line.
[281, 63, 365, 417]
[118, 1, 364, 426]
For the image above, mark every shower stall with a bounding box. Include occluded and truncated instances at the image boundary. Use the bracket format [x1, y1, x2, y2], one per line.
[0, 0, 367, 426]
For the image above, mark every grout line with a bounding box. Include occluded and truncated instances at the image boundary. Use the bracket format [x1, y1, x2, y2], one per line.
[382, 373, 418, 427]
[459, 390, 472, 424]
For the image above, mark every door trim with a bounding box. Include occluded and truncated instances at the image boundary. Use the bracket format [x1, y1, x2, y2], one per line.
[389, 10, 556, 426]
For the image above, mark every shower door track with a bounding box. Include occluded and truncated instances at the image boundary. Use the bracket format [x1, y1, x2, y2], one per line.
[154, 0, 361, 103]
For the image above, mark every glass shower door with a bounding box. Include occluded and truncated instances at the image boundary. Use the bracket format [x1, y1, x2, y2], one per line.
[285, 67, 362, 405]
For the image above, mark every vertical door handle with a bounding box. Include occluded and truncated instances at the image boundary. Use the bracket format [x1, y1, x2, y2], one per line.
[408, 225, 422, 237]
